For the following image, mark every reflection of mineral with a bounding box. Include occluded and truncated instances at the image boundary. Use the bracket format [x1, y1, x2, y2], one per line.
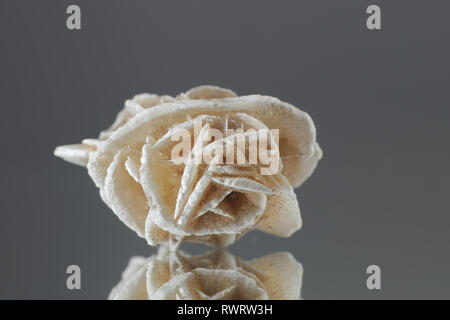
[54, 86, 322, 246]
[109, 246, 303, 300]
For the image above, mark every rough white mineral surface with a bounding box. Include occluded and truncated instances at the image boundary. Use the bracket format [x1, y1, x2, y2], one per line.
[55, 86, 322, 246]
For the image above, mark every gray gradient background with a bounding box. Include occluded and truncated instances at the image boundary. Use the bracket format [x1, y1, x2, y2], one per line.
[0, 0, 449, 299]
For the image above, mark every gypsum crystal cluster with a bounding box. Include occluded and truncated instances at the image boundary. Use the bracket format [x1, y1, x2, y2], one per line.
[54, 85, 322, 246]
[109, 246, 303, 300]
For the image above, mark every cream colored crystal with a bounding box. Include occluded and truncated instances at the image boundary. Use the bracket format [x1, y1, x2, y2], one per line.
[108, 246, 303, 300]
[54, 86, 322, 246]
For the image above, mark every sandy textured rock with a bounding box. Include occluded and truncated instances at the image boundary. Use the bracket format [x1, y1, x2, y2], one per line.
[108, 246, 303, 300]
[54, 86, 322, 246]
